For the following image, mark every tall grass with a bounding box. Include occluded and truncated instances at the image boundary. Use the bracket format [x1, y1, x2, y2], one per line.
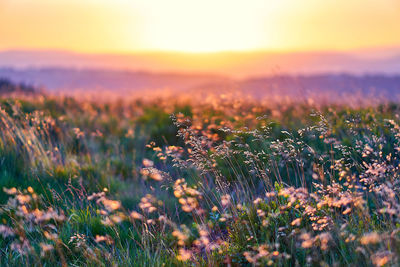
[0, 96, 399, 266]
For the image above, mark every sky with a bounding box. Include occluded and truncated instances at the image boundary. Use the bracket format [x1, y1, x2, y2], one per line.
[0, 0, 400, 53]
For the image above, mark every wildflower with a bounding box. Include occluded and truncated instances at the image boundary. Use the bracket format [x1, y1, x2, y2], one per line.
[10, 239, 32, 255]
[3, 187, 17, 195]
[174, 190, 182, 198]
[110, 213, 125, 224]
[301, 239, 313, 249]
[142, 158, 154, 167]
[69, 233, 87, 247]
[44, 231, 58, 241]
[102, 199, 121, 212]
[101, 217, 113, 226]
[19, 205, 29, 215]
[257, 209, 266, 217]
[236, 204, 244, 210]
[153, 147, 162, 152]
[345, 234, 356, 243]
[130, 211, 143, 220]
[199, 229, 208, 237]
[91, 129, 103, 137]
[87, 191, 105, 201]
[172, 230, 188, 246]
[343, 207, 352, 215]
[317, 233, 332, 250]
[95, 235, 114, 245]
[360, 232, 381, 245]
[221, 194, 231, 206]
[125, 129, 134, 138]
[291, 218, 301, 226]
[141, 167, 163, 181]
[176, 248, 192, 261]
[371, 251, 393, 267]
[150, 171, 163, 181]
[73, 128, 84, 138]
[16, 194, 31, 204]
[265, 192, 276, 198]
[243, 251, 256, 263]
[0, 225, 14, 238]
[300, 233, 313, 249]
[139, 195, 157, 213]
[33, 207, 65, 222]
[40, 243, 54, 257]
[253, 197, 263, 204]
[146, 141, 155, 148]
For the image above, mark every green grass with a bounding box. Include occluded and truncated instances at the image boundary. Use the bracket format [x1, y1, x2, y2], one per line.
[0, 96, 400, 266]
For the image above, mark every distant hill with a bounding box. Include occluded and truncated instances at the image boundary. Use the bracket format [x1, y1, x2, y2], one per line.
[1, 49, 400, 78]
[0, 78, 36, 95]
[0, 67, 399, 103]
[0, 67, 228, 93]
[1, 49, 400, 103]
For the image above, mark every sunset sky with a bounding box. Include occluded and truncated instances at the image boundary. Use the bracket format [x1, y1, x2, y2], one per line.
[0, 0, 400, 53]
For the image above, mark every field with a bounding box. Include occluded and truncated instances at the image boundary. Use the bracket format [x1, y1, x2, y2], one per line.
[1, 92, 400, 266]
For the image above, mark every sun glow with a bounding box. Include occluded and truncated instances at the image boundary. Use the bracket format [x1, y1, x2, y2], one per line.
[135, 0, 271, 53]
[0, 0, 399, 53]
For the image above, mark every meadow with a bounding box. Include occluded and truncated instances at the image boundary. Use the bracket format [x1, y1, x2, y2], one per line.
[0, 91, 400, 266]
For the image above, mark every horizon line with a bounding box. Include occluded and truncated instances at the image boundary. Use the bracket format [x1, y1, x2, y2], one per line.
[2, 45, 400, 56]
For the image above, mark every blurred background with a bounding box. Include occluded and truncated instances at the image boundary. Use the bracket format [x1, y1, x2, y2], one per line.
[0, 0, 400, 102]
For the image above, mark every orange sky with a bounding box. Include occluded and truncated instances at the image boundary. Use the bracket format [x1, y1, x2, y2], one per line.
[0, 0, 400, 53]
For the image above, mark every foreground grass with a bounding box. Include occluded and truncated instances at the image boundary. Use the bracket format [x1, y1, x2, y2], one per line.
[0, 96, 400, 266]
